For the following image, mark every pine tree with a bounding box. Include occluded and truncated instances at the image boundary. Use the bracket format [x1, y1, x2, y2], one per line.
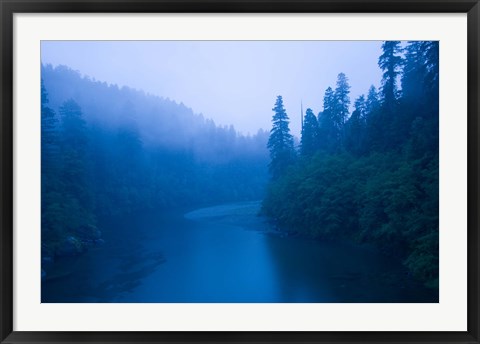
[334, 72, 351, 127]
[60, 99, 88, 151]
[262, 41, 439, 291]
[365, 85, 380, 114]
[318, 86, 339, 152]
[300, 108, 319, 157]
[41, 83, 61, 254]
[41, 81, 58, 171]
[423, 41, 439, 95]
[344, 95, 366, 155]
[375, 42, 403, 150]
[378, 41, 403, 109]
[401, 41, 439, 155]
[59, 99, 96, 234]
[402, 41, 437, 104]
[267, 96, 296, 179]
[363, 85, 383, 152]
[402, 42, 426, 101]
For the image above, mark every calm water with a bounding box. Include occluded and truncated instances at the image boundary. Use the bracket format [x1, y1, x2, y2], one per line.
[42, 201, 437, 303]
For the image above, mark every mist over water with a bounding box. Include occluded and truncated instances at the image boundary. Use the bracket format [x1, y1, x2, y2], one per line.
[41, 40, 439, 303]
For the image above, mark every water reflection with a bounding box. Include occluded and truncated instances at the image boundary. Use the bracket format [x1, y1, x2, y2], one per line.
[42, 201, 437, 303]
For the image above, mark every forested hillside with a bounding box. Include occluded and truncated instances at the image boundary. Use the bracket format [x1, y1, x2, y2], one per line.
[41, 65, 268, 259]
[262, 41, 439, 289]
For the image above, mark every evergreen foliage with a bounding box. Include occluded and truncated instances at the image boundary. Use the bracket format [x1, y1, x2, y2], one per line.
[318, 87, 338, 152]
[267, 96, 296, 179]
[344, 95, 366, 155]
[333, 72, 351, 127]
[300, 108, 319, 157]
[263, 41, 439, 290]
[41, 65, 269, 259]
[378, 41, 403, 109]
[42, 41, 439, 293]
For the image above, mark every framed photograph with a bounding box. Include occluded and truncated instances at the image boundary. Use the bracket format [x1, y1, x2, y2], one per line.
[1, 0, 479, 343]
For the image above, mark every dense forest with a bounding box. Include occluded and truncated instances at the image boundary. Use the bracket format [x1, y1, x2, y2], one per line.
[41, 65, 268, 260]
[262, 41, 439, 289]
[42, 41, 439, 296]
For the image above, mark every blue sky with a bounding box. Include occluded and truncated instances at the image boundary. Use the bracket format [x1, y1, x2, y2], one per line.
[41, 41, 383, 136]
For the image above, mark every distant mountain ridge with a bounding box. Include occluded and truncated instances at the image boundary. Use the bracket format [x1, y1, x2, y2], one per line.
[41, 64, 270, 262]
[41, 64, 269, 162]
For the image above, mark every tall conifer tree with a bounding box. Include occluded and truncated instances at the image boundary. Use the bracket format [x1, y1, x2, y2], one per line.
[267, 96, 295, 179]
[334, 72, 351, 127]
[301, 108, 319, 157]
[378, 41, 403, 109]
[318, 85, 344, 152]
[344, 95, 366, 155]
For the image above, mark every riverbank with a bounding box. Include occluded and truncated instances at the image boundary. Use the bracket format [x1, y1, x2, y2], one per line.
[42, 201, 438, 303]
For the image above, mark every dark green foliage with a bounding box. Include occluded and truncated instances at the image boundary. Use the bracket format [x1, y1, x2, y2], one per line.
[333, 72, 351, 126]
[262, 151, 439, 289]
[41, 83, 62, 254]
[300, 108, 319, 157]
[366, 41, 405, 151]
[378, 41, 403, 109]
[41, 82, 57, 147]
[263, 41, 439, 290]
[402, 42, 427, 101]
[363, 85, 384, 151]
[401, 41, 439, 156]
[263, 153, 359, 238]
[344, 95, 366, 155]
[318, 87, 338, 152]
[41, 65, 269, 260]
[42, 96, 98, 258]
[267, 96, 296, 179]
[317, 73, 351, 154]
[59, 100, 92, 208]
[365, 85, 380, 114]
[59, 100, 97, 238]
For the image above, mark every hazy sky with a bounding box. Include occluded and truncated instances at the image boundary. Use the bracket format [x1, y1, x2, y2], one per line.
[41, 41, 383, 136]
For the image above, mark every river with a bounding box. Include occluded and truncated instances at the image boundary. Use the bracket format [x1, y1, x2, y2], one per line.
[42, 201, 437, 303]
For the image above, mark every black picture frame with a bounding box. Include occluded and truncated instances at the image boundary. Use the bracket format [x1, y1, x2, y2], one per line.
[1, 0, 479, 343]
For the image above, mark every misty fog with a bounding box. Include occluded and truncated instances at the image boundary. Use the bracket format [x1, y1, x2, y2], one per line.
[41, 40, 438, 303]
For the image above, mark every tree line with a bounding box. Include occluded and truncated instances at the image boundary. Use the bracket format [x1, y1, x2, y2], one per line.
[263, 41, 439, 289]
[41, 65, 269, 261]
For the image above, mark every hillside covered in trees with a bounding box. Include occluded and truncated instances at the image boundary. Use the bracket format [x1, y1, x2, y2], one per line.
[262, 41, 439, 290]
[41, 41, 439, 303]
[41, 64, 269, 259]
